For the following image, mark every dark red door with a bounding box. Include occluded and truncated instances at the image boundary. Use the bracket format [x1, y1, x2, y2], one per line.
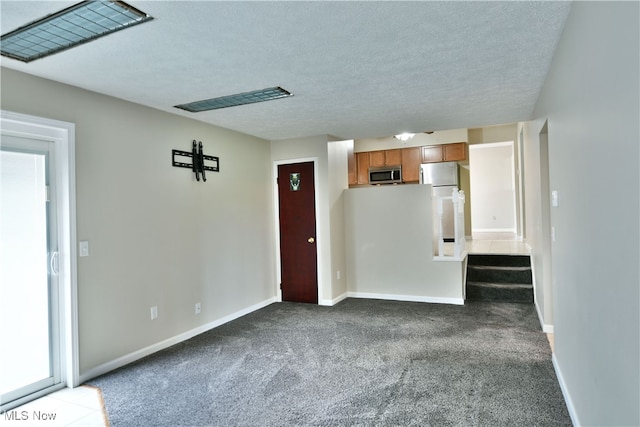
[278, 162, 318, 303]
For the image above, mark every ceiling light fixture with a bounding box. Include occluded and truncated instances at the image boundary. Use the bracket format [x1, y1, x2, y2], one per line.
[175, 87, 293, 113]
[0, 1, 153, 63]
[394, 133, 416, 142]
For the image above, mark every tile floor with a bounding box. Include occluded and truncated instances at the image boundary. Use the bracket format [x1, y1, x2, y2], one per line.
[466, 238, 531, 255]
[467, 232, 531, 255]
[441, 232, 531, 257]
[0, 386, 108, 427]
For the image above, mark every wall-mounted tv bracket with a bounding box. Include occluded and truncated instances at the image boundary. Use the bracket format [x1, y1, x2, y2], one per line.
[172, 140, 219, 182]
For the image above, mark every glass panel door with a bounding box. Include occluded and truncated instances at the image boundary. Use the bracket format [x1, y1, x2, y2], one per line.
[0, 135, 61, 408]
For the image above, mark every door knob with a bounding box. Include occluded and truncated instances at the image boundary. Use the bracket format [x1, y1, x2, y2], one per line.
[307, 237, 315, 243]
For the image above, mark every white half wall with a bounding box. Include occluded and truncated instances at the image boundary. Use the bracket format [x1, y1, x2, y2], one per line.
[345, 185, 464, 303]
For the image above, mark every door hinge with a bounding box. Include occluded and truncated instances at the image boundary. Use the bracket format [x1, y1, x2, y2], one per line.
[280, 283, 282, 289]
[277, 176, 279, 184]
[45, 185, 50, 202]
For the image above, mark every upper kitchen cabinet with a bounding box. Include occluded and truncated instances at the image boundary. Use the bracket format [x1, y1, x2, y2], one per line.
[355, 151, 370, 184]
[384, 148, 402, 166]
[421, 142, 468, 163]
[369, 149, 402, 167]
[369, 150, 386, 167]
[421, 145, 444, 163]
[401, 147, 421, 183]
[347, 144, 356, 186]
[348, 143, 468, 187]
[443, 142, 468, 162]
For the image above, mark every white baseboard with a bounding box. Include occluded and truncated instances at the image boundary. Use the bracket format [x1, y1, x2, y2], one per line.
[79, 297, 277, 384]
[319, 292, 348, 306]
[535, 300, 554, 333]
[552, 353, 580, 426]
[347, 291, 464, 305]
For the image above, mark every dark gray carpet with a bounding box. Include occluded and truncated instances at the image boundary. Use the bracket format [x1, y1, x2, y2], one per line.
[88, 299, 571, 426]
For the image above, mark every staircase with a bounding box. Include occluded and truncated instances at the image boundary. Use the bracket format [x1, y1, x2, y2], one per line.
[466, 254, 533, 303]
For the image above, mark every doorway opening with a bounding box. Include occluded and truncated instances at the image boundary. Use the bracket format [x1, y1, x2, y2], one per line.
[469, 141, 518, 237]
[466, 141, 528, 255]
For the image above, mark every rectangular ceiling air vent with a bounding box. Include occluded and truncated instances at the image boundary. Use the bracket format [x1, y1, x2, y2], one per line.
[1, 0, 153, 63]
[175, 87, 293, 113]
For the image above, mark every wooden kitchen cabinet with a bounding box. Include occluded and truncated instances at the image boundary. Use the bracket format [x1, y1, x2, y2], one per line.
[369, 150, 386, 167]
[349, 143, 467, 187]
[347, 144, 356, 186]
[421, 145, 444, 163]
[384, 149, 402, 166]
[369, 149, 401, 167]
[401, 147, 421, 183]
[356, 151, 370, 184]
[421, 142, 468, 163]
[443, 142, 468, 162]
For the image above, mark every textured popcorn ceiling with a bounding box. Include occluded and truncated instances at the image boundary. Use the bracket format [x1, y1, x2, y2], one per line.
[0, 1, 571, 140]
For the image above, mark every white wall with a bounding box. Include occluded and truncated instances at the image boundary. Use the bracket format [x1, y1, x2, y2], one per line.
[327, 139, 351, 302]
[1, 68, 276, 376]
[469, 142, 516, 232]
[522, 121, 554, 331]
[528, 2, 639, 425]
[345, 185, 464, 304]
[467, 124, 517, 146]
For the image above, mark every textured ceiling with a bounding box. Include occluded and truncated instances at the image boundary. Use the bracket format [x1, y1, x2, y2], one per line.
[0, 1, 571, 141]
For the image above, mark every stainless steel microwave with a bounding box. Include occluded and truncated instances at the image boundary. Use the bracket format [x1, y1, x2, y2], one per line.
[369, 166, 402, 184]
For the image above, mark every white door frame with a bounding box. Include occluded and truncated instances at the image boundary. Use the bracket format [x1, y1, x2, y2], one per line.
[469, 140, 518, 234]
[272, 157, 323, 304]
[0, 111, 79, 393]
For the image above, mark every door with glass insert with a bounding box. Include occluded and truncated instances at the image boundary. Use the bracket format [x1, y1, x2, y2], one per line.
[0, 135, 62, 409]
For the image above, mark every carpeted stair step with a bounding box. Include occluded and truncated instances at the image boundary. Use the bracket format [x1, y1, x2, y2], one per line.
[466, 281, 534, 303]
[467, 265, 532, 284]
[465, 254, 533, 303]
[467, 254, 531, 267]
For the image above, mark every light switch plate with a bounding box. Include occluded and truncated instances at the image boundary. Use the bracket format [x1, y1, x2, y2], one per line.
[79, 241, 89, 257]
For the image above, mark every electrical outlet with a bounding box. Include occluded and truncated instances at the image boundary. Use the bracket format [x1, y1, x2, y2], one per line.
[150, 306, 158, 320]
[195, 302, 201, 315]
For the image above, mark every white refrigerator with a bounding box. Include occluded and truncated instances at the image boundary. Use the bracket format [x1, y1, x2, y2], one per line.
[420, 162, 459, 241]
